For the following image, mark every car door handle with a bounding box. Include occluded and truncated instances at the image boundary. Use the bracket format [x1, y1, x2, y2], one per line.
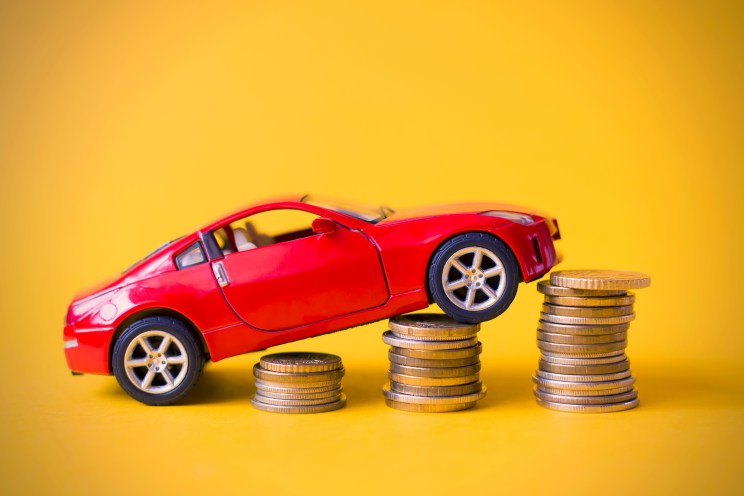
[212, 261, 230, 287]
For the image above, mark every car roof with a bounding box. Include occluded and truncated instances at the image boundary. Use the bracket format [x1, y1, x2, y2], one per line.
[198, 194, 309, 231]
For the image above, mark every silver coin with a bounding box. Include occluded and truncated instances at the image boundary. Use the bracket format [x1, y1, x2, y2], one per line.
[538, 320, 631, 336]
[538, 359, 630, 375]
[253, 378, 342, 392]
[542, 303, 634, 318]
[540, 353, 628, 366]
[389, 362, 481, 378]
[537, 340, 627, 354]
[536, 396, 640, 413]
[254, 385, 343, 400]
[537, 280, 627, 297]
[385, 399, 478, 412]
[388, 351, 480, 368]
[382, 331, 479, 350]
[390, 343, 482, 359]
[389, 314, 479, 340]
[383, 384, 486, 405]
[540, 312, 636, 325]
[253, 364, 345, 383]
[541, 349, 627, 359]
[534, 387, 638, 405]
[259, 352, 343, 373]
[389, 380, 483, 397]
[536, 369, 632, 383]
[536, 330, 627, 344]
[250, 394, 347, 414]
[543, 293, 635, 307]
[389, 372, 480, 387]
[536, 384, 636, 397]
[253, 392, 344, 406]
[533, 374, 635, 391]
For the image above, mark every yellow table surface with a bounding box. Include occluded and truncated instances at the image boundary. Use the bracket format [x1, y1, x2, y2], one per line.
[1, 1, 742, 494]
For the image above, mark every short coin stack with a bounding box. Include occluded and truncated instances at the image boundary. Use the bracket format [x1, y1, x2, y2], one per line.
[251, 352, 346, 414]
[533, 270, 651, 413]
[382, 314, 487, 412]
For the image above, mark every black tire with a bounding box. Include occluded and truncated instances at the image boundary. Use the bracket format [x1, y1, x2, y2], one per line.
[428, 233, 520, 324]
[112, 316, 204, 406]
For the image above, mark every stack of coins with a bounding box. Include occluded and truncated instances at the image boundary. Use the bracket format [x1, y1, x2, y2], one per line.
[251, 352, 346, 414]
[382, 314, 487, 412]
[533, 270, 651, 413]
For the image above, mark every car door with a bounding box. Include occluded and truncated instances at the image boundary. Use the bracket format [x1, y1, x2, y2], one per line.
[216, 223, 389, 331]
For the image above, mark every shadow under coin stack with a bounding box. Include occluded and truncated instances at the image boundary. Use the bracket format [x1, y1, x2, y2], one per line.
[533, 270, 651, 413]
[251, 352, 346, 414]
[382, 314, 486, 412]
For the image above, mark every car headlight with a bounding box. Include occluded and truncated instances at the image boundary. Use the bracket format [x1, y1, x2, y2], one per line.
[482, 211, 535, 225]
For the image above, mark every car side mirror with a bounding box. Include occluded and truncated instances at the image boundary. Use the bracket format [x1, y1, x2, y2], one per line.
[312, 217, 337, 235]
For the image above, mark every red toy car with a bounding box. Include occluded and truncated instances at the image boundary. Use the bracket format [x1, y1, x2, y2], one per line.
[64, 195, 560, 405]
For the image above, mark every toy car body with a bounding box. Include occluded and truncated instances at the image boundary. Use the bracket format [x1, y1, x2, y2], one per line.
[64, 195, 560, 404]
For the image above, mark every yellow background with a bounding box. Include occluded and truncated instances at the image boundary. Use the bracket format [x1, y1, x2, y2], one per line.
[1, 1, 742, 494]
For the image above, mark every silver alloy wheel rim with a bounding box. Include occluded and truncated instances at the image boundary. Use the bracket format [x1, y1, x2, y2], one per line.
[442, 246, 506, 311]
[124, 330, 189, 394]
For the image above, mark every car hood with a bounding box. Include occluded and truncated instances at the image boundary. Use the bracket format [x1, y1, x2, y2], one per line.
[378, 202, 538, 225]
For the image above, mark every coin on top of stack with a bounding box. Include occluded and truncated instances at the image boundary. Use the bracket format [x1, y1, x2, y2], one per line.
[382, 314, 486, 412]
[534, 270, 650, 413]
[251, 352, 346, 413]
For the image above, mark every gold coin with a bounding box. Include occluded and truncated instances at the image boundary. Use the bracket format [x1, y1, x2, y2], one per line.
[389, 343, 482, 359]
[382, 331, 479, 350]
[540, 353, 628, 366]
[252, 364, 345, 383]
[385, 399, 478, 412]
[388, 351, 480, 368]
[532, 374, 635, 391]
[389, 313, 479, 340]
[543, 293, 635, 307]
[540, 312, 635, 325]
[253, 392, 344, 406]
[536, 330, 627, 345]
[259, 352, 343, 373]
[537, 280, 626, 297]
[542, 303, 634, 318]
[253, 378, 342, 391]
[251, 395, 347, 414]
[389, 362, 481, 378]
[535, 369, 632, 383]
[550, 270, 651, 290]
[538, 359, 630, 375]
[254, 386, 343, 400]
[537, 320, 630, 336]
[382, 384, 486, 405]
[536, 384, 636, 397]
[390, 380, 483, 397]
[389, 372, 480, 387]
[534, 387, 638, 405]
[537, 340, 627, 354]
[536, 396, 640, 413]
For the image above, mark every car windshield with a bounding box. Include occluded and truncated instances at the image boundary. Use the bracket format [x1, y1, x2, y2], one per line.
[301, 195, 393, 223]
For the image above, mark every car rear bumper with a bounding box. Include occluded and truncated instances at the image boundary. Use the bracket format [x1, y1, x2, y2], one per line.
[64, 322, 115, 375]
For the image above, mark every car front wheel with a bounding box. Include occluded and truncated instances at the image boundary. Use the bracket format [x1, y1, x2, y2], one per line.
[428, 233, 519, 324]
[112, 316, 203, 406]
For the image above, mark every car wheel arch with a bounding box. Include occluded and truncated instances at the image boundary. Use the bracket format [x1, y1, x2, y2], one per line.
[109, 308, 209, 373]
[423, 230, 524, 302]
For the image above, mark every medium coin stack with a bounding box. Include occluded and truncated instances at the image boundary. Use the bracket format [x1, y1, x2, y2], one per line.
[251, 352, 346, 414]
[533, 270, 651, 413]
[382, 314, 487, 412]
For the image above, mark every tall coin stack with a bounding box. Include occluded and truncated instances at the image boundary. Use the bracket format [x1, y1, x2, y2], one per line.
[533, 270, 651, 413]
[251, 352, 346, 414]
[382, 314, 487, 412]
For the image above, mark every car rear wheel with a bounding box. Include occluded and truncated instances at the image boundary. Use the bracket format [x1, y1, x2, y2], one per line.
[112, 316, 203, 406]
[428, 233, 519, 324]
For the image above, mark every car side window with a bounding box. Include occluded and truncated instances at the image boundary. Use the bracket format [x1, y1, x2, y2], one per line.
[224, 209, 320, 254]
[175, 242, 207, 269]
